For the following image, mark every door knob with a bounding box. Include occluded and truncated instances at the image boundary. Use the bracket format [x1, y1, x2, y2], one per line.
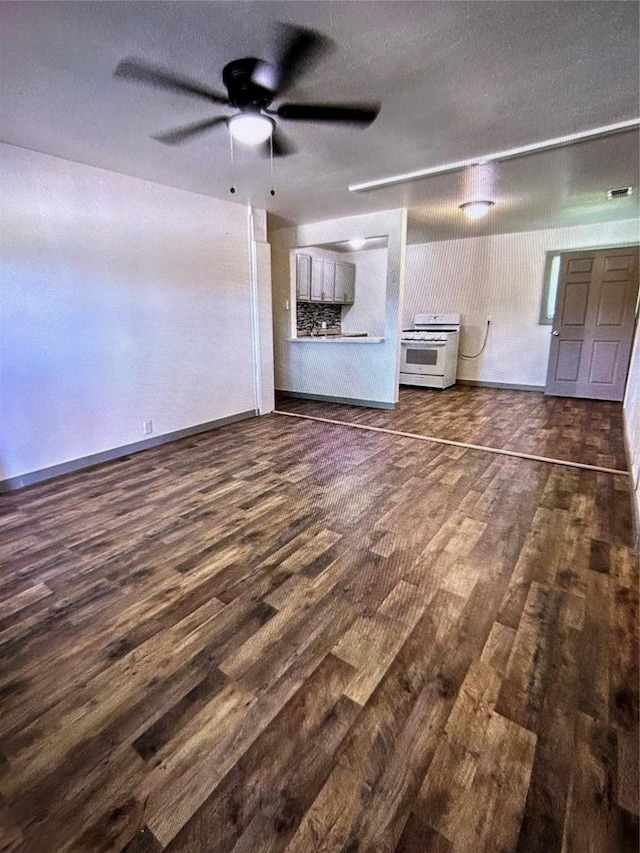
[552, 331, 559, 336]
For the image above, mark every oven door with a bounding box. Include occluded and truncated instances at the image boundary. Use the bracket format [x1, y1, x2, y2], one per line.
[400, 340, 447, 376]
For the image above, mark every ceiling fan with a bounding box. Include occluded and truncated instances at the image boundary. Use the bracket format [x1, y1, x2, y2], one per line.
[114, 24, 380, 158]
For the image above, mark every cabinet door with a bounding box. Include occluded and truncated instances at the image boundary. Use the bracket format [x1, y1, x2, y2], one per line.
[334, 262, 355, 303]
[344, 263, 355, 303]
[322, 260, 335, 302]
[295, 254, 311, 301]
[310, 258, 324, 301]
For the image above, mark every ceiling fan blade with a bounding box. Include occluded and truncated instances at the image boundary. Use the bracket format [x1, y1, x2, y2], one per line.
[263, 24, 333, 95]
[259, 128, 297, 158]
[277, 102, 380, 126]
[151, 116, 228, 145]
[115, 59, 230, 105]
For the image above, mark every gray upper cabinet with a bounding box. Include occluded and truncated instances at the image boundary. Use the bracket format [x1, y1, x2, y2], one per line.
[310, 257, 324, 301]
[322, 260, 335, 302]
[295, 254, 311, 301]
[310, 258, 335, 302]
[334, 262, 355, 304]
[298, 255, 355, 304]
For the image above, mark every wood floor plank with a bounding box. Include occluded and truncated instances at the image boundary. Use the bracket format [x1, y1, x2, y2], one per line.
[562, 712, 621, 853]
[512, 590, 584, 852]
[413, 661, 537, 852]
[395, 814, 453, 852]
[287, 592, 469, 852]
[0, 582, 53, 624]
[164, 656, 360, 853]
[1, 595, 228, 795]
[0, 386, 636, 853]
[144, 649, 356, 846]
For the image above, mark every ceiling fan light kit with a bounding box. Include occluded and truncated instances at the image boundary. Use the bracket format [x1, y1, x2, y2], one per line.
[228, 114, 274, 146]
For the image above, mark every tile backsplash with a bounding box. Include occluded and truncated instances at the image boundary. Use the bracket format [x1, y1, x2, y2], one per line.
[296, 302, 342, 331]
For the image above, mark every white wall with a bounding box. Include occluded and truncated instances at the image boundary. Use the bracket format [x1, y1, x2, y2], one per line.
[0, 144, 273, 483]
[340, 248, 388, 337]
[623, 320, 640, 545]
[272, 209, 406, 406]
[405, 220, 639, 387]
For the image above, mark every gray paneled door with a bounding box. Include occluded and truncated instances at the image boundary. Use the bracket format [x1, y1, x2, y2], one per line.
[545, 247, 639, 401]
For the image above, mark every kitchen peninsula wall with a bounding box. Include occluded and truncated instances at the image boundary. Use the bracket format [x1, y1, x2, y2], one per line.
[271, 208, 407, 408]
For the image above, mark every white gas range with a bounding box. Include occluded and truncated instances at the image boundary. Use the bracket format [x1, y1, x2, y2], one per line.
[399, 313, 461, 389]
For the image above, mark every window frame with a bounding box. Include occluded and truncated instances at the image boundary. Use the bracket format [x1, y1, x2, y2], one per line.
[539, 251, 561, 326]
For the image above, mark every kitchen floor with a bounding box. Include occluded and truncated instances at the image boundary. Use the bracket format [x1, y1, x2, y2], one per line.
[0, 388, 637, 852]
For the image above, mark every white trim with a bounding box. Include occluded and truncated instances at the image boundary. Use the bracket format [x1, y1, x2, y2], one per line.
[349, 118, 640, 193]
[247, 206, 262, 413]
[0, 411, 257, 491]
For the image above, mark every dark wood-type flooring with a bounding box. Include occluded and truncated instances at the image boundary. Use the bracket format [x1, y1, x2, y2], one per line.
[0, 388, 638, 852]
[276, 385, 629, 471]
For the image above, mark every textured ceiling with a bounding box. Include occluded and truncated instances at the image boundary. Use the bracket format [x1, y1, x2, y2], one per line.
[0, 1, 638, 241]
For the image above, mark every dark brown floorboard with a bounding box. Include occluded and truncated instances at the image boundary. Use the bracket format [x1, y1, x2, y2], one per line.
[0, 390, 637, 852]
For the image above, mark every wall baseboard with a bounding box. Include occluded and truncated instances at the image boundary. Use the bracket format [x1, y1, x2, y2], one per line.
[275, 390, 395, 410]
[0, 410, 257, 492]
[457, 379, 546, 393]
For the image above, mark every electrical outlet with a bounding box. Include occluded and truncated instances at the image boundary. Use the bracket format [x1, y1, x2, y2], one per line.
[143, 420, 153, 436]
[487, 317, 492, 324]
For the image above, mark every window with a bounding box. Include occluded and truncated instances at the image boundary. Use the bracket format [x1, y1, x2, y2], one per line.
[539, 253, 561, 325]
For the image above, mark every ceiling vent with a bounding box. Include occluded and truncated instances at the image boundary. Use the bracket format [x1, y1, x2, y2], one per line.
[607, 187, 633, 200]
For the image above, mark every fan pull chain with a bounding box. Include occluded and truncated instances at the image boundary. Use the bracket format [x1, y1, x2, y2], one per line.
[269, 134, 275, 197]
[229, 134, 236, 194]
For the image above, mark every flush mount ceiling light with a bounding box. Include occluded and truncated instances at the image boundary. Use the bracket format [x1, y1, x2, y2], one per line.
[459, 163, 496, 219]
[228, 113, 274, 146]
[459, 200, 494, 220]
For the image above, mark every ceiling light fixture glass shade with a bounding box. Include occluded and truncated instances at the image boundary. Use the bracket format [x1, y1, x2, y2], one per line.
[348, 238, 367, 250]
[228, 114, 274, 145]
[459, 200, 494, 220]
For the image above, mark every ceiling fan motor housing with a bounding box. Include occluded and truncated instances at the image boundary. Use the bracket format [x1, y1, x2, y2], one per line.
[222, 58, 272, 111]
